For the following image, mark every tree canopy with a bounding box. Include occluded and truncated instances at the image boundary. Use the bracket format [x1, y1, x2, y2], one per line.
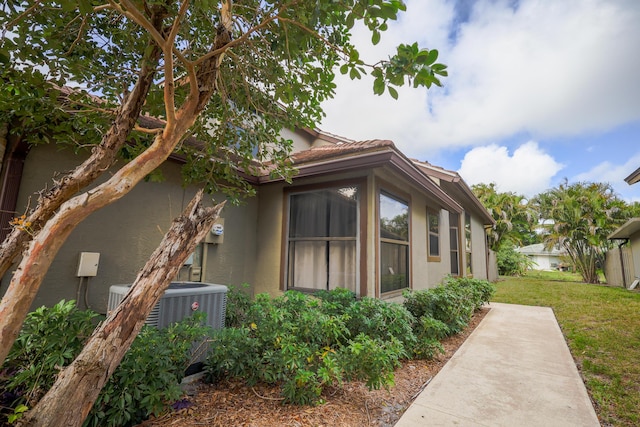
[0, 1, 448, 425]
[471, 183, 538, 251]
[532, 180, 630, 284]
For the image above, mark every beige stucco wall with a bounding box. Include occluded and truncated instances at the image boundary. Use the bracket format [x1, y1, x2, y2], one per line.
[469, 214, 489, 280]
[0, 144, 258, 312]
[1, 137, 494, 312]
[252, 182, 285, 296]
[631, 229, 640, 280]
[254, 166, 472, 301]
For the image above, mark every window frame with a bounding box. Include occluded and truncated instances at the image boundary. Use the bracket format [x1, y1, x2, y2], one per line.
[449, 212, 461, 276]
[281, 179, 367, 296]
[427, 208, 441, 262]
[378, 188, 411, 296]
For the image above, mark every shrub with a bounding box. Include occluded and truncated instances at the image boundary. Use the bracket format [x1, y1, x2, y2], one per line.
[338, 334, 405, 390]
[403, 277, 495, 336]
[2, 302, 213, 426]
[313, 287, 356, 316]
[1, 300, 98, 413]
[497, 244, 534, 276]
[206, 283, 491, 406]
[85, 312, 212, 427]
[344, 297, 417, 351]
[205, 291, 417, 404]
[224, 284, 253, 328]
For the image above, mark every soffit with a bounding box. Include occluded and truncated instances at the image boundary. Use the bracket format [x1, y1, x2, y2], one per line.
[609, 218, 640, 239]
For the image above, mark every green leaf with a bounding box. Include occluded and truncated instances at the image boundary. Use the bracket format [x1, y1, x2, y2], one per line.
[388, 86, 399, 100]
[426, 49, 439, 65]
[373, 78, 385, 95]
[372, 30, 381, 45]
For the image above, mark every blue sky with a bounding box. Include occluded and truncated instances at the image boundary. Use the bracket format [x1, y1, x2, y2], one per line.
[320, 0, 640, 202]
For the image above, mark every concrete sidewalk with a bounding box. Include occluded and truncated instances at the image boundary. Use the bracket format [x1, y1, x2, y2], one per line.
[395, 303, 600, 427]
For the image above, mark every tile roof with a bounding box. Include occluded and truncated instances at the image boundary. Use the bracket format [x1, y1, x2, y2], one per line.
[290, 140, 396, 164]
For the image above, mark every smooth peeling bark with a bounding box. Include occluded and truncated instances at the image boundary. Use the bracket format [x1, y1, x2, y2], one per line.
[19, 191, 224, 427]
[0, 1, 234, 363]
[0, 32, 164, 280]
[0, 120, 190, 363]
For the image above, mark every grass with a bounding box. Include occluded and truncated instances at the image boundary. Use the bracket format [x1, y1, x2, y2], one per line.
[493, 271, 640, 427]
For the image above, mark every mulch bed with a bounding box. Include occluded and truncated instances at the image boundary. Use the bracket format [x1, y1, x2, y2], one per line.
[138, 307, 489, 427]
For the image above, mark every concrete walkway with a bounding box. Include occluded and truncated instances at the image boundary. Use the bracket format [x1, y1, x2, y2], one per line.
[395, 303, 600, 427]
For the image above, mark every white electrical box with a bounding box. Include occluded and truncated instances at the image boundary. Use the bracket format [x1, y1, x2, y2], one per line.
[76, 252, 100, 277]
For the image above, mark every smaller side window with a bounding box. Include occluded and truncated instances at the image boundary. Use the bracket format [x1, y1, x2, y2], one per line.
[427, 209, 440, 262]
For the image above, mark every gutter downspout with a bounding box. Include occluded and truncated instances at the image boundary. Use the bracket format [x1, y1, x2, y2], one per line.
[618, 239, 629, 289]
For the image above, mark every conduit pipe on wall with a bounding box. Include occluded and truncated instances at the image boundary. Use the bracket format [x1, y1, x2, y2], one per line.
[618, 239, 629, 289]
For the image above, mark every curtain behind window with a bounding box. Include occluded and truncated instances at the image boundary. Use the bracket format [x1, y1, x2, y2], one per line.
[288, 187, 358, 292]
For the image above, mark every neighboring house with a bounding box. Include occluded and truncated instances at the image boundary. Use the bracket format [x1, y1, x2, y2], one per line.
[0, 125, 495, 312]
[516, 243, 568, 271]
[606, 167, 640, 288]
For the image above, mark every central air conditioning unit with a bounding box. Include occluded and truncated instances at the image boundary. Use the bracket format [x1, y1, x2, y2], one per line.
[108, 282, 228, 330]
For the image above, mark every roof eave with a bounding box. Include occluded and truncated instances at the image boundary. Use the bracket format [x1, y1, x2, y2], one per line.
[608, 218, 640, 239]
[259, 148, 463, 213]
[625, 167, 640, 185]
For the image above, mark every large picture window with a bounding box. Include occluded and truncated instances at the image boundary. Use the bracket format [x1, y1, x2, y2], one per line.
[287, 186, 359, 292]
[379, 192, 409, 293]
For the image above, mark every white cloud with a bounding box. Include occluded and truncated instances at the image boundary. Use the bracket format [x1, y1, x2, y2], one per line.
[320, 0, 640, 157]
[457, 141, 564, 196]
[573, 152, 640, 202]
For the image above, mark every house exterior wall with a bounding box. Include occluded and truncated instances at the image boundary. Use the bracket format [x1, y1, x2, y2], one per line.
[252, 182, 285, 296]
[631, 230, 640, 281]
[1, 140, 494, 311]
[257, 166, 490, 302]
[0, 144, 258, 312]
[528, 254, 561, 271]
[469, 214, 489, 280]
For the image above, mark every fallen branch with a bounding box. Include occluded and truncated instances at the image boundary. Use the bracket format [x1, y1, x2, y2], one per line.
[251, 387, 285, 401]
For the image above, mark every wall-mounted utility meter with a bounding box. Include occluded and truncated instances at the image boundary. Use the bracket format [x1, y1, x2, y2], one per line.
[205, 218, 224, 244]
[212, 223, 224, 236]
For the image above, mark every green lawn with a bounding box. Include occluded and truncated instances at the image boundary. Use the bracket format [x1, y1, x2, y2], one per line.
[492, 272, 640, 427]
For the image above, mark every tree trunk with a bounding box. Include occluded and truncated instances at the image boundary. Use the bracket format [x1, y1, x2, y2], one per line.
[19, 191, 224, 427]
[0, 18, 165, 280]
[0, 114, 196, 363]
[0, 0, 234, 362]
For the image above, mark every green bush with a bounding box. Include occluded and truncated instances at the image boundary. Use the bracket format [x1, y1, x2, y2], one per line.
[85, 312, 212, 427]
[403, 277, 494, 336]
[224, 284, 253, 328]
[497, 244, 534, 276]
[344, 296, 417, 350]
[0, 299, 213, 427]
[313, 287, 356, 316]
[339, 334, 406, 390]
[206, 282, 494, 406]
[205, 289, 414, 404]
[1, 300, 98, 411]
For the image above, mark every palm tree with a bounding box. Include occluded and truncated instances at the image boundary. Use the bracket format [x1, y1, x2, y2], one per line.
[472, 183, 538, 251]
[533, 180, 628, 283]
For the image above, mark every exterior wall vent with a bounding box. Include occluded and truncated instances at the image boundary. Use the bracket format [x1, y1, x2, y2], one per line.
[107, 282, 228, 330]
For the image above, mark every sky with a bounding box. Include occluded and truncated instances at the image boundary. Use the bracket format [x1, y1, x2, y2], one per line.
[320, 0, 640, 202]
